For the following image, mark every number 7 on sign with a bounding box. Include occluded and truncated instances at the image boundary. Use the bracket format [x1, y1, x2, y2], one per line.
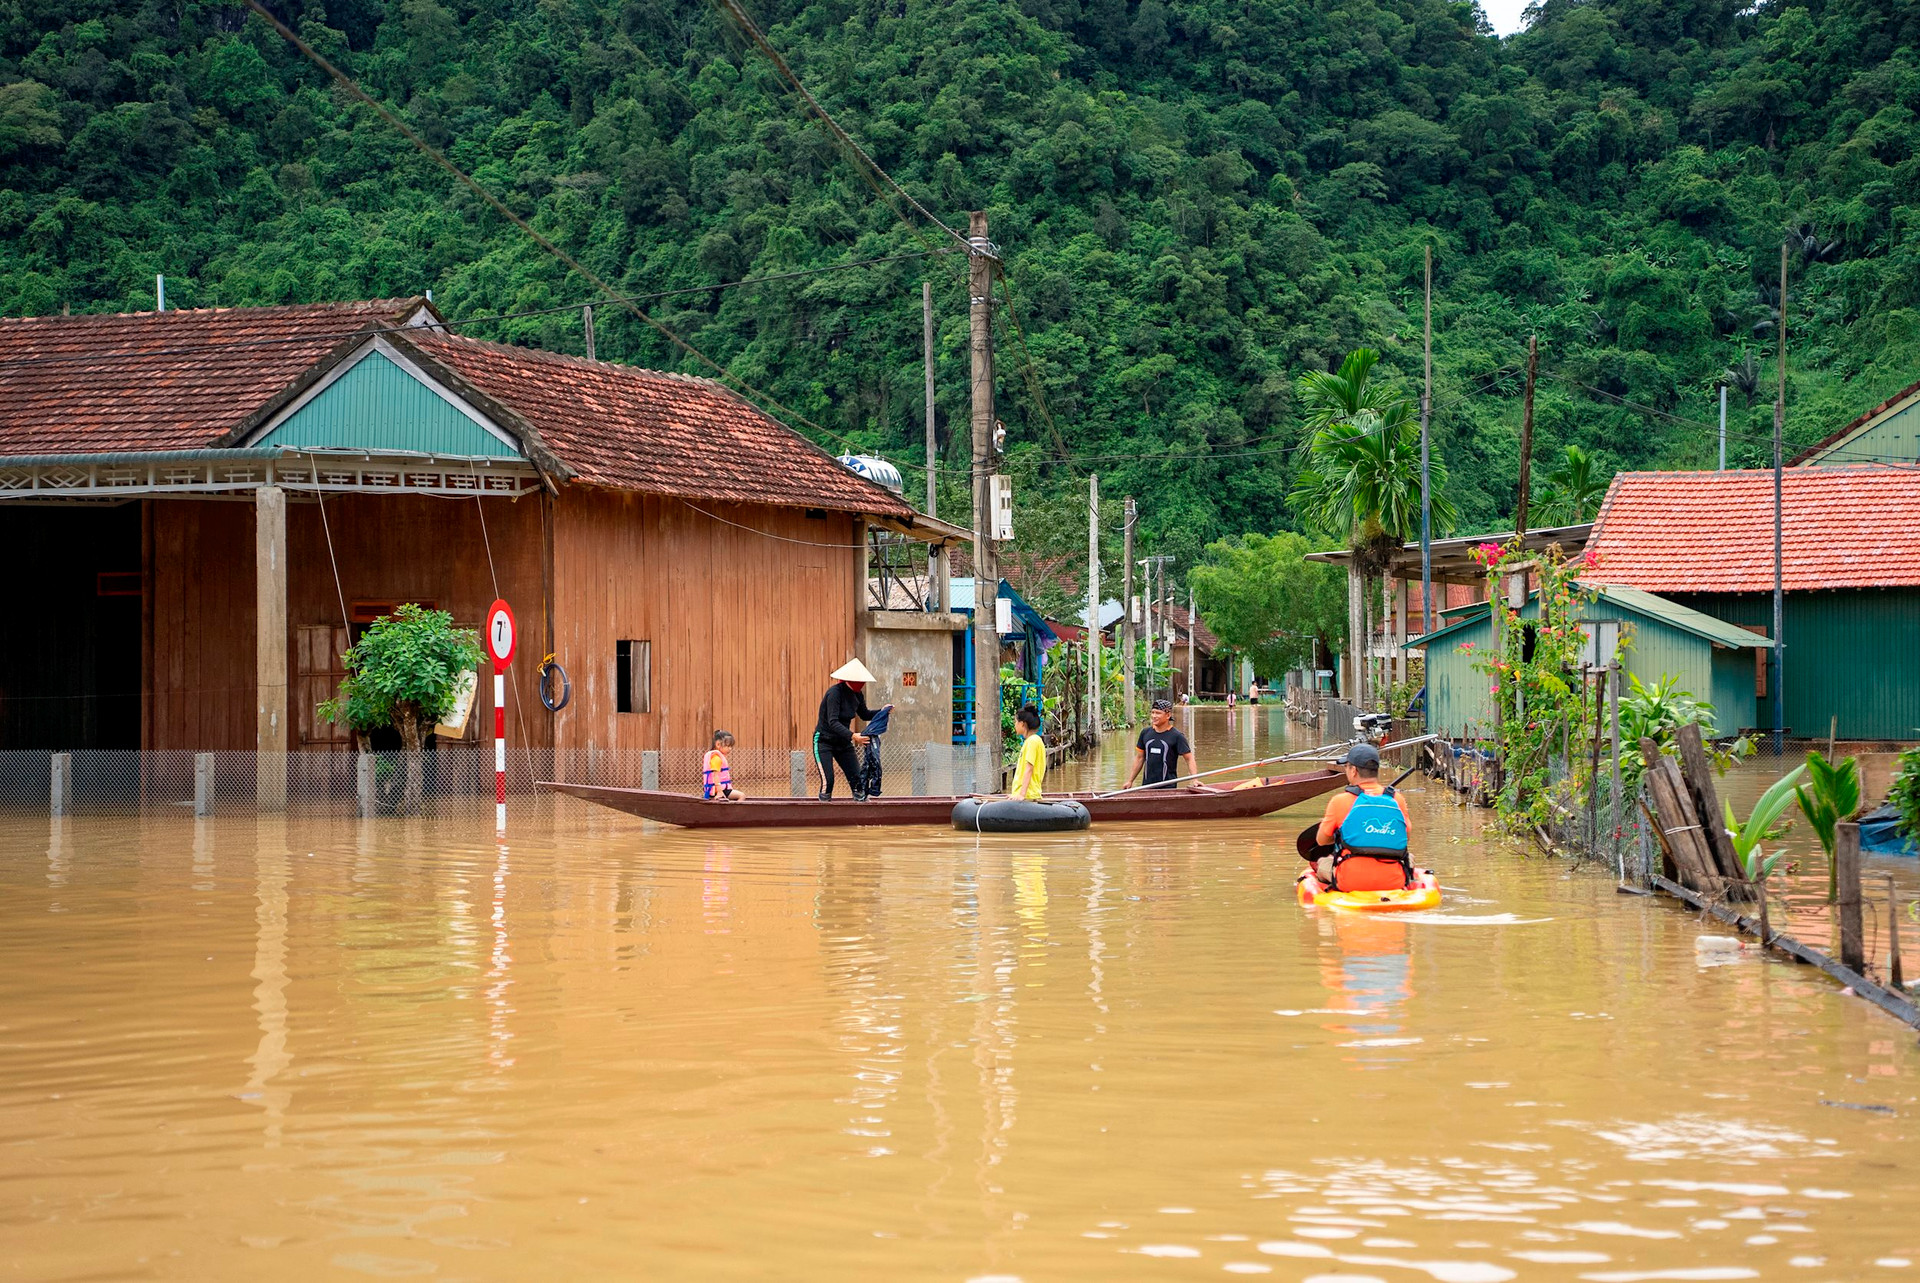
[485, 599, 516, 830]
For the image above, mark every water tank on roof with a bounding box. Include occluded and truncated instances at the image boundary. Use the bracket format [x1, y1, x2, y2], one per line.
[838, 455, 904, 495]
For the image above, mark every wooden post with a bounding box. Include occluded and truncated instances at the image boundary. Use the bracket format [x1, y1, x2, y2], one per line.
[1122, 497, 1136, 726]
[968, 210, 1000, 784]
[1586, 669, 1604, 856]
[1676, 722, 1749, 893]
[194, 751, 214, 816]
[255, 484, 288, 811]
[1836, 821, 1863, 972]
[1516, 334, 1537, 538]
[1640, 737, 1717, 893]
[1886, 874, 1905, 990]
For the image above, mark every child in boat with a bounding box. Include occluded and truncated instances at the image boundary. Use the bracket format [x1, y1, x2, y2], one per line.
[1006, 705, 1047, 802]
[1308, 743, 1412, 890]
[703, 731, 744, 801]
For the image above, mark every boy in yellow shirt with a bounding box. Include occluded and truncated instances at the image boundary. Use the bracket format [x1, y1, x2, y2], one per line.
[1007, 704, 1047, 801]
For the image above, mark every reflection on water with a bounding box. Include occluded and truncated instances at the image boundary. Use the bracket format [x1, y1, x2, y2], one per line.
[0, 708, 1913, 1278]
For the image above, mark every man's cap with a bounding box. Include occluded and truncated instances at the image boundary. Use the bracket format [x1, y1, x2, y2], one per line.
[1151, 698, 1173, 711]
[831, 659, 876, 682]
[1335, 743, 1381, 769]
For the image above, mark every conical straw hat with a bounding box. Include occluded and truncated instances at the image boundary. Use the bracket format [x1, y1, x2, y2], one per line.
[830, 658, 877, 682]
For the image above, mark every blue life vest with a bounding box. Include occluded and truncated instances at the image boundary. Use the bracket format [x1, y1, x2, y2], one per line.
[1336, 786, 1409, 859]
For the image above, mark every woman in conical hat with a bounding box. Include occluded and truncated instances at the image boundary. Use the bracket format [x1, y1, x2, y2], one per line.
[814, 659, 889, 800]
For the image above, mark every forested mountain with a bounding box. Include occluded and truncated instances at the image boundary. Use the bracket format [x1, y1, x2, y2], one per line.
[4, 0, 1918, 590]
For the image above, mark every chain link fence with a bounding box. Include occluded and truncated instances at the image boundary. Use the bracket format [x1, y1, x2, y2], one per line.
[0, 740, 978, 816]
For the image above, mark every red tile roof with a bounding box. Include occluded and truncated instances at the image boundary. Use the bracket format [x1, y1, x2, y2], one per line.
[401, 329, 911, 516]
[1581, 468, 1920, 592]
[0, 302, 912, 517]
[0, 301, 421, 455]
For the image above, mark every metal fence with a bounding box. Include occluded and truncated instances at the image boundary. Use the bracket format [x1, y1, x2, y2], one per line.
[0, 740, 982, 816]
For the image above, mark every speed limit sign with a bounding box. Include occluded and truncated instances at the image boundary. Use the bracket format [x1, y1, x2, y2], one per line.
[485, 599, 516, 671]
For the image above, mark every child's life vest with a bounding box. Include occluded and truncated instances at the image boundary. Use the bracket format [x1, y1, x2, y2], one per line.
[703, 750, 732, 799]
[1332, 785, 1412, 891]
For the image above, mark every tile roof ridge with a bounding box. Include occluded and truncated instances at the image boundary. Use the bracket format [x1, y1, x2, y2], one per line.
[0, 298, 422, 325]
[412, 327, 731, 387]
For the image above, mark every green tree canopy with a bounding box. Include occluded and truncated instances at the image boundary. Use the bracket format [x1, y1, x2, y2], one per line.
[1191, 531, 1346, 677]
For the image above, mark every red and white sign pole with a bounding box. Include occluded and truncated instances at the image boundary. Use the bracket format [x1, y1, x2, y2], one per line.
[485, 599, 517, 832]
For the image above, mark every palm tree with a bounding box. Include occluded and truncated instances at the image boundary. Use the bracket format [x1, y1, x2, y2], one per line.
[1535, 444, 1607, 525]
[1292, 359, 1459, 706]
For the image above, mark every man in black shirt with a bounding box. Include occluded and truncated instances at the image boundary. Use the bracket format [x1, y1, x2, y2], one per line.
[815, 658, 889, 801]
[1124, 698, 1197, 789]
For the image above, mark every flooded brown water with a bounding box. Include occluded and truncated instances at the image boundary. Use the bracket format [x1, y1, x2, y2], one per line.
[3, 710, 1916, 1280]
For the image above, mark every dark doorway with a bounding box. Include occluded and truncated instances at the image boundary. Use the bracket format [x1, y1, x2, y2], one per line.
[0, 504, 143, 749]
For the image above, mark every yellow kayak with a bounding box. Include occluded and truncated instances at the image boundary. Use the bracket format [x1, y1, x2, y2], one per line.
[1296, 868, 1442, 912]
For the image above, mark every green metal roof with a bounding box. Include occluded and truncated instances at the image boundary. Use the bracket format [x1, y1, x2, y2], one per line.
[1588, 583, 1770, 649]
[1406, 583, 1768, 651]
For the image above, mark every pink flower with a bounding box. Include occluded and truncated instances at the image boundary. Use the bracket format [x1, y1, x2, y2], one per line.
[1583, 548, 1603, 569]
[1490, 684, 1500, 694]
[1457, 641, 1475, 653]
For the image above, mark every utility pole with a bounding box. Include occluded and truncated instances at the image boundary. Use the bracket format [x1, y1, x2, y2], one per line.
[1087, 472, 1101, 739]
[1187, 586, 1196, 702]
[1719, 381, 1728, 471]
[923, 281, 937, 515]
[1516, 334, 1537, 538]
[969, 211, 1001, 787]
[1419, 243, 1433, 638]
[156, 274, 166, 313]
[583, 304, 595, 362]
[1772, 240, 1788, 757]
[924, 281, 948, 612]
[1122, 497, 1136, 726]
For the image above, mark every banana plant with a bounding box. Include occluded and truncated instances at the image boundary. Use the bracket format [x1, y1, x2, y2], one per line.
[1725, 765, 1806, 884]
[1794, 751, 1860, 903]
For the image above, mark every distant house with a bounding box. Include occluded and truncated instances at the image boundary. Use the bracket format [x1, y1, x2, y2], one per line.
[1579, 468, 1920, 741]
[1161, 603, 1229, 700]
[1790, 379, 1920, 467]
[0, 300, 962, 793]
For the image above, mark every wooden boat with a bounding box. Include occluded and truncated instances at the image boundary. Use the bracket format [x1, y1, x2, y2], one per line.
[539, 767, 1343, 829]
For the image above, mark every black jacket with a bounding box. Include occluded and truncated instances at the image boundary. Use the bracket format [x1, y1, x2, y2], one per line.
[815, 682, 873, 748]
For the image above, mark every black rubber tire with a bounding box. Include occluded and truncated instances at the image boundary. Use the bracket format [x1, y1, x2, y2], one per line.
[951, 798, 1092, 833]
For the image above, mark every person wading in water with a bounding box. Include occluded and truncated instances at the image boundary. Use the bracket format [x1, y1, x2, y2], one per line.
[1123, 698, 1197, 790]
[814, 659, 891, 801]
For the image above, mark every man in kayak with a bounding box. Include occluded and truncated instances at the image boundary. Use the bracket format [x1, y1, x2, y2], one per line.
[1123, 698, 1197, 790]
[815, 659, 891, 801]
[1309, 743, 1414, 890]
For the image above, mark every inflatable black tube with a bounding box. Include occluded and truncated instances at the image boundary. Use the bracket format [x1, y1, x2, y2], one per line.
[952, 798, 1092, 833]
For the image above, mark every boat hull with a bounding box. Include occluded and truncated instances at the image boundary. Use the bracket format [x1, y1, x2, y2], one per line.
[540, 769, 1343, 829]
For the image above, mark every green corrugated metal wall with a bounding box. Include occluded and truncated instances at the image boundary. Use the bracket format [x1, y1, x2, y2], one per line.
[255, 349, 521, 457]
[1808, 397, 1920, 465]
[1422, 598, 1741, 739]
[1670, 590, 1920, 741]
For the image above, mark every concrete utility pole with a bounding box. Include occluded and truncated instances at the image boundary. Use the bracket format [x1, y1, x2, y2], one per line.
[1087, 472, 1101, 738]
[1772, 240, 1788, 757]
[969, 211, 1001, 786]
[1122, 497, 1136, 726]
[1419, 244, 1433, 638]
[583, 304, 595, 361]
[1719, 382, 1728, 471]
[1516, 334, 1537, 538]
[1187, 586, 1196, 702]
[924, 280, 949, 612]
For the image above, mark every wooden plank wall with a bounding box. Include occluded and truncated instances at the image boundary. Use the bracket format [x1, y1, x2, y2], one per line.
[147, 493, 549, 751]
[552, 489, 858, 754]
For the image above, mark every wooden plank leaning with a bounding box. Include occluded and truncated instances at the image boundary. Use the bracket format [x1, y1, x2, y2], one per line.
[1639, 737, 1719, 894]
[1674, 723, 1753, 898]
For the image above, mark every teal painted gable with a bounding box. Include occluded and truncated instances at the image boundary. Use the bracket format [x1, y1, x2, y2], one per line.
[254, 348, 521, 457]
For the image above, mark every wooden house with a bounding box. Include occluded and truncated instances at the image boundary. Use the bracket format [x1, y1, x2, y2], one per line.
[0, 300, 963, 796]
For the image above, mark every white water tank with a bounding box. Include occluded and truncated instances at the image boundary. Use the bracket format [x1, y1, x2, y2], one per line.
[838, 455, 904, 494]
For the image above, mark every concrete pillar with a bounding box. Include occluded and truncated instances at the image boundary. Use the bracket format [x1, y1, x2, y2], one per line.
[911, 746, 929, 797]
[791, 750, 807, 798]
[194, 752, 214, 816]
[356, 753, 376, 818]
[50, 752, 71, 816]
[255, 486, 288, 811]
[641, 750, 660, 792]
